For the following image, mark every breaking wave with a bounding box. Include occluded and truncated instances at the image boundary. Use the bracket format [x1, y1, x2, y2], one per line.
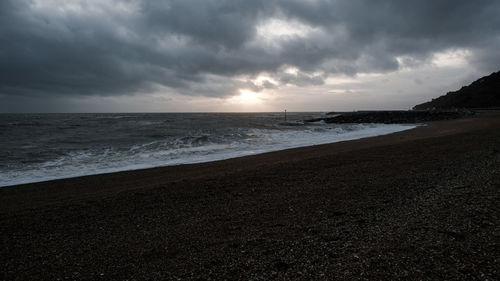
[0, 113, 416, 187]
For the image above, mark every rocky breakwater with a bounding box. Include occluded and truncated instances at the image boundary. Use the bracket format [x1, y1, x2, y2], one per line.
[306, 110, 474, 124]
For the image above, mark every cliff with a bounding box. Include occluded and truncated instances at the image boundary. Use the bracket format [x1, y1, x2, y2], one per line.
[414, 71, 500, 110]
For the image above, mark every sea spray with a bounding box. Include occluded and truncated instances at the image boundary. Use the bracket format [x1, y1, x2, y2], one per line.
[0, 113, 416, 186]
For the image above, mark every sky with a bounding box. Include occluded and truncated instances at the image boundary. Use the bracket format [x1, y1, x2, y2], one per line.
[1, 0, 499, 113]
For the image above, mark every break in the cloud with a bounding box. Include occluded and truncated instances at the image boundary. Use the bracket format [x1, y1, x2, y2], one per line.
[0, 0, 499, 112]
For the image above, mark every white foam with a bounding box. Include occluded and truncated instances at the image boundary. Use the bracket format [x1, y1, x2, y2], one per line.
[0, 123, 416, 187]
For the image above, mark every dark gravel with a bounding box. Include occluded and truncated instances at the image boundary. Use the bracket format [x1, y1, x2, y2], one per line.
[1, 114, 499, 280]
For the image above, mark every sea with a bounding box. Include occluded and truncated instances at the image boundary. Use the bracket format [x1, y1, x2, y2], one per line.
[0, 113, 416, 187]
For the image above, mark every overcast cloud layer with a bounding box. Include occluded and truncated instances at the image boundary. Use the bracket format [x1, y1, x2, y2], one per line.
[1, 0, 499, 111]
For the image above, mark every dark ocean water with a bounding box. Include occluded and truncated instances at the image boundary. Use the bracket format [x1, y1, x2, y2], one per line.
[0, 113, 415, 186]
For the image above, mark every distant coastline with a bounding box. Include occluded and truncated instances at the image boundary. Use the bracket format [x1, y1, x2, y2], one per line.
[305, 109, 473, 124]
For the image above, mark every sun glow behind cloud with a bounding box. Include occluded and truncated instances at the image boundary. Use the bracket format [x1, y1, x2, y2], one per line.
[234, 90, 261, 104]
[211, 89, 275, 112]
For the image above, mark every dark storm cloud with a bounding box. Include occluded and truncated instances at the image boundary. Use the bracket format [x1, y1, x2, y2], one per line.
[1, 0, 499, 101]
